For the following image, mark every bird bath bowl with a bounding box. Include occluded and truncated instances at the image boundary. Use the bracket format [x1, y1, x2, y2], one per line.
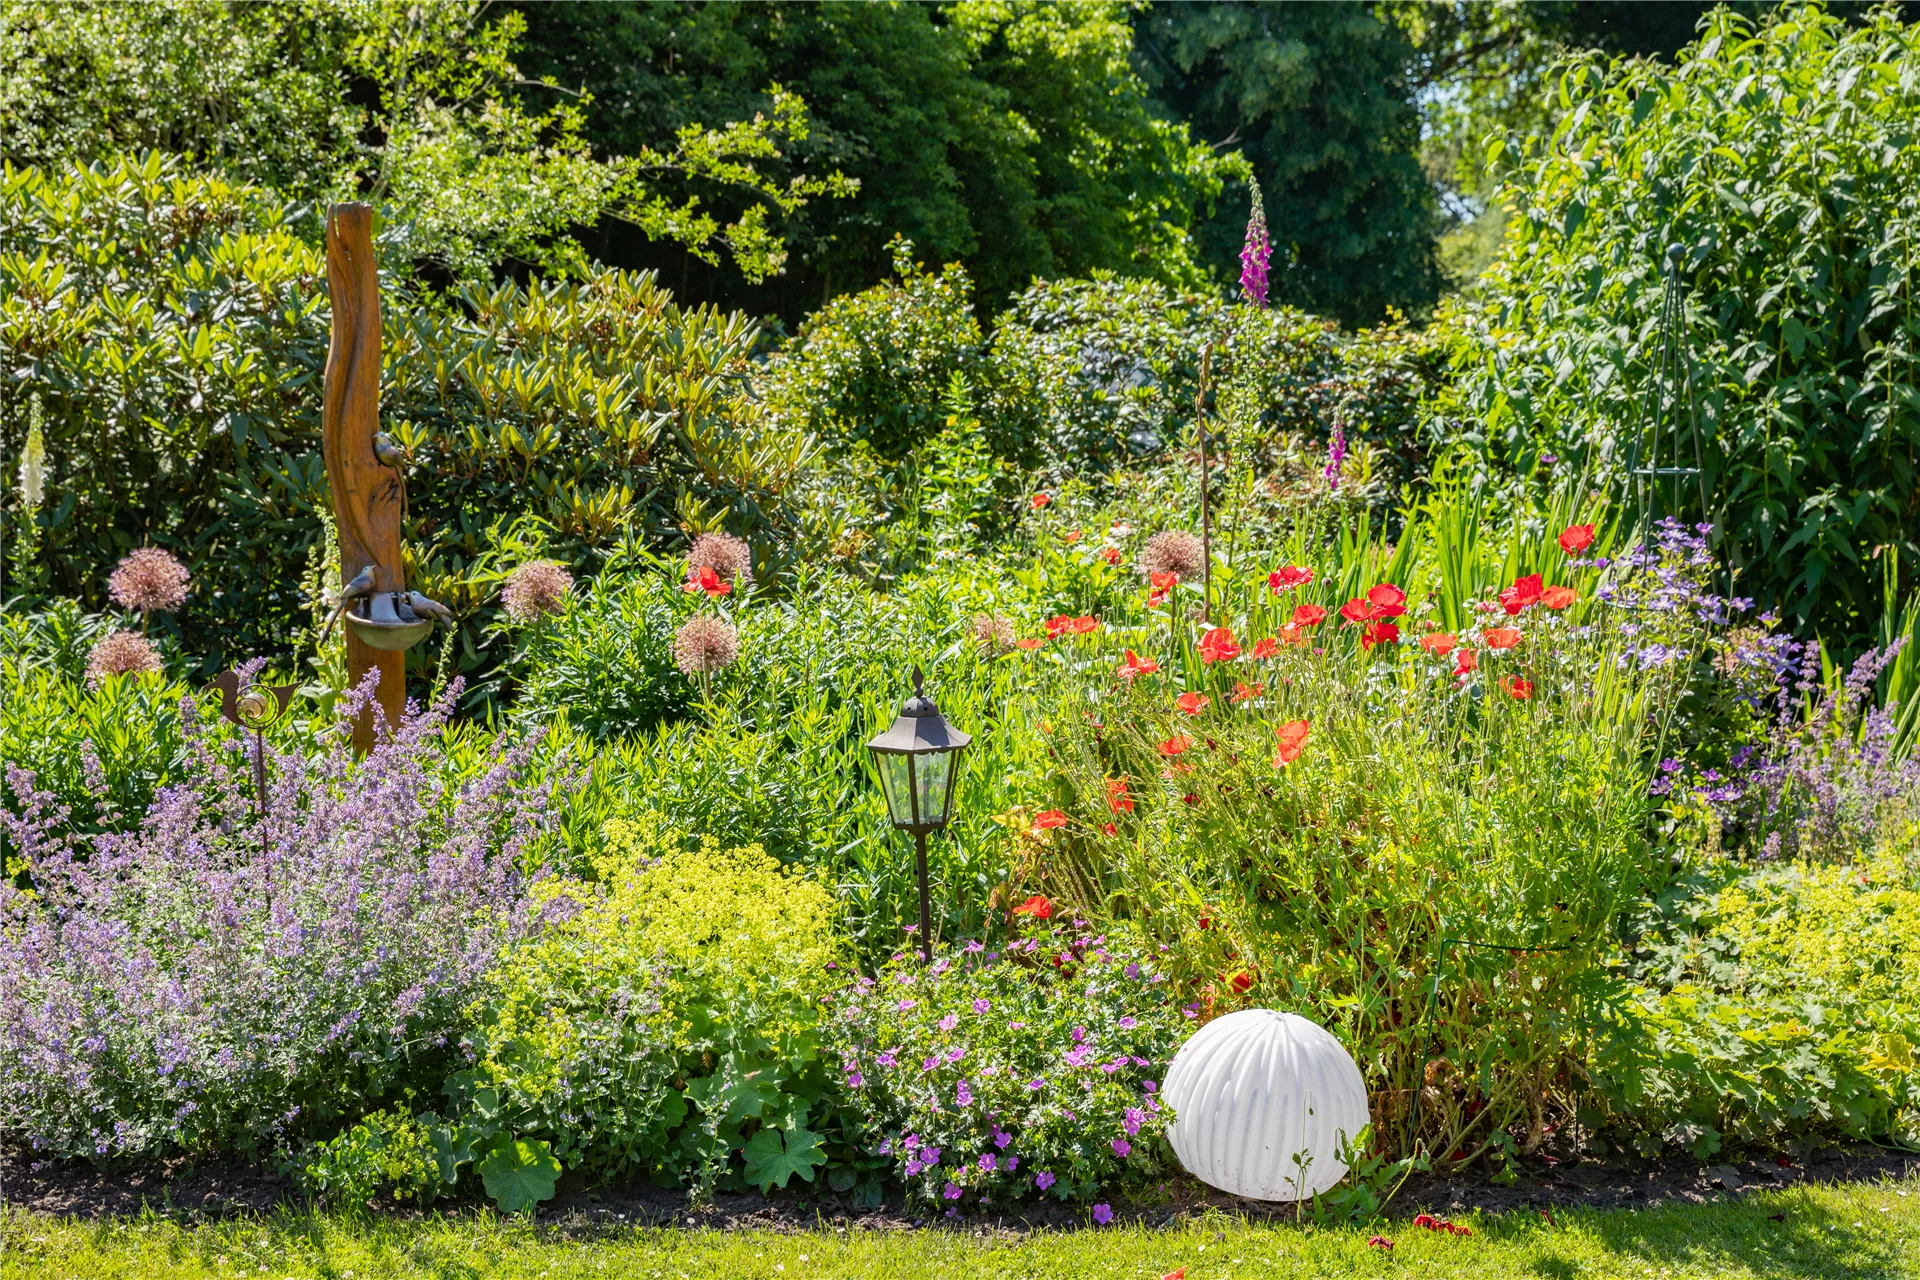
[343, 591, 437, 651]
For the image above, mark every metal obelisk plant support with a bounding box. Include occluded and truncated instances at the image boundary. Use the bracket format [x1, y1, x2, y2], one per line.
[322, 204, 406, 754]
[1194, 340, 1217, 623]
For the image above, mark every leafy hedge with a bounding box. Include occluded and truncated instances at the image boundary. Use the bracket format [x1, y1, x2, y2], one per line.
[1437, 5, 1920, 647]
[0, 154, 815, 694]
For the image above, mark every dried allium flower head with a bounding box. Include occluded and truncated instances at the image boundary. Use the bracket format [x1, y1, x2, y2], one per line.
[673, 613, 739, 677]
[108, 547, 190, 614]
[687, 531, 753, 587]
[501, 560, 573, 622]
[1140, 531, 1204, 580]
[972, 612, 1017, 654]
[86, 631, 163, 686]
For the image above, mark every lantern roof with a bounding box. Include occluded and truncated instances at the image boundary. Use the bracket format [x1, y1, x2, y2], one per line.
[867, 667, 972, 755]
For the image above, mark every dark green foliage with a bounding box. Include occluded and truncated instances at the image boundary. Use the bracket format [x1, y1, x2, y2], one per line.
[1132, 1, 1444, 326]
[1437, 5, 1920, 648]
[509, 1, 1238, 320]
[0, 155, 814, 690]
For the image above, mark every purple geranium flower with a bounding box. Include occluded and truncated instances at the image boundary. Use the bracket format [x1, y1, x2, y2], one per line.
[1112, 1138, 1131, 1158]
[1092, 1203, 1114, 1225]
[1036, 1171, 1056, 1191]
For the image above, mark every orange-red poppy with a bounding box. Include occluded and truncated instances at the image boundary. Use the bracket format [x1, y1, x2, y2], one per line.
[1367, 583, 1408, 617]
[1064, 529, 1083, 543]
[1149, 571, 1179, 593]
[1339, 597, 1377, 624]
[1044, 615, 1073, 639]
[1158, 735, 1194, 757]
[1012, 894, 1052, 919]
[1175, 691, 1211, 716]
[1541, 585, 1577, 610]
[1116, 649, 1160, 680]
[1499, 573, 1543, 615]
[1292, 603, 1327, 627]
[1227, 971, 1253, 994]
[1069, 615, 1100, 634]
[1502, 675, 1534, 700]
[1229, 680, 1265, 704]
[1484, 627, 1522, 650]
[1251, 637, 1280, 659]
[1100, 547, 1121, 565]
[1361, 620, 1400, 650]
[1198, 627, 1241, 664]
[1558, 523, 1595, 553]
[1421, 632, 1457, 657]
[1269, 565, 1314, 592]
[1273, 718, 1311, 766]
[1031, 493, 1052, 510]
[683, 565, 732, 597]
[1102, 822, 1118, 837]
[1107, 778, 1134, 814]
[1033, 809, 1068, 830]
[1453, 648, 1478, 676]
[1015, 637, 1045, 650]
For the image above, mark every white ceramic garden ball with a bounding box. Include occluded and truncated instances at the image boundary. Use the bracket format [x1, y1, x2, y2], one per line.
[1162, 1009, 1370, 1201]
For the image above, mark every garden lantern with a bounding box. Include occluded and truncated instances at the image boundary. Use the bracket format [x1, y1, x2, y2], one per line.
[867, 666, 971, 962]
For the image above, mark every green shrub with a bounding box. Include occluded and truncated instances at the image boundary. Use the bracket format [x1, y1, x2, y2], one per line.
[1594, 849, 1920, 1155]
[1438, 4, 1920, 647]
[0, 153, 817, 691]
[455, 817, 853, 1196]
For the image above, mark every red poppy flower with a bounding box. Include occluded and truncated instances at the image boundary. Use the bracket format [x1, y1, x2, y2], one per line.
[1498, 573, 1543, 615]
[1011, 894, 1053, 919]
[1116, 649, 1160, 680]
[1484, 627, 1522, 650]
[1421, 632, 1457, 657]
[1069, 615, 1100, 634]
[1339, 597, 1378, 624]
[1149, 571, 1179, 593]
[1502, 675, 1533, 700]
[1366, 583, 1408, 617]
[1558, 523, 1595, 553]
[1367, 1236, 1394, 1251]
[1251, 637, 1280, 659]
[1362, 620, 1400, 650]
[1100, 547, 1121, 565]
[1268, 565, 1314, 592]
[1180, 793, 1199, 805]
[1033, 810, 1068, 830]
[1103, 822, 1118, 837]
[1541, 585, 1577, 610]
[1453, 648, 1478, 676]
[1198, 627, 1241, 664]
[1229, 680, 1265, 704]
[1291, 603, 1327, 627]
[1174, 691, 1211, 716]
[1015, 637, 1045, 650]
[1107, 778, 1134, 814]
[1157, 735, 1193, 757]
[1273, 719, 1311, 766]
[683, 565, 733, 597]
[1064, 529, 1083, 543]
[1044, 615, 1073, 639]
[1227, 970, 1253, 994]
[1031, 493, 1052, 510]
[1162, 1270, 1188, 1280]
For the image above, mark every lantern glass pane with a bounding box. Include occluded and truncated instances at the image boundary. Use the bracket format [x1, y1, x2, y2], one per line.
[876, 751, 916, 828]
[915, 748, 956, 829]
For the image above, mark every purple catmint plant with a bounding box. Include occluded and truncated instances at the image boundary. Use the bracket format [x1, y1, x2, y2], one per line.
[0, 674, 550, 1162]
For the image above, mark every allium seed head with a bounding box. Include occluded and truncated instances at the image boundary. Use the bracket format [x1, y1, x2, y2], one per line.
[673, 613, 739, 676]
[501, 560, 573, 622]
[972, 613, 1017, 654]
[86, 631, 163, 686]
[1140, 531, 1204, 580]
[108, 547, 190, 614]
[687, 532, 753, 587]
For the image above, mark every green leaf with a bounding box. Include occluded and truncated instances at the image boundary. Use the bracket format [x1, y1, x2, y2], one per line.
[741, 1124, 827, 1192]
[477, 1137, 562, 1213]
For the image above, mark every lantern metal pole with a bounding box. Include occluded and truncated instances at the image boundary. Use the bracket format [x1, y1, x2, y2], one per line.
[915, 830, 932, 963]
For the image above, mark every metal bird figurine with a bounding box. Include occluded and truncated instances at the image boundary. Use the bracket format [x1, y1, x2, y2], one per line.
[317, 564, 378, 646]
[372, 431, 411, 468]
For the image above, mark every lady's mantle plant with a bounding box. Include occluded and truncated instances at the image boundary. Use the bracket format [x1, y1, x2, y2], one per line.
[0, 675, 547, 1162]
[827, 913, 1186, 1210]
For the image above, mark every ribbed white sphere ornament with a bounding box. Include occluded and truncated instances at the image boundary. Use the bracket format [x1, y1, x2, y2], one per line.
[1162, 1009, 1370, 1200]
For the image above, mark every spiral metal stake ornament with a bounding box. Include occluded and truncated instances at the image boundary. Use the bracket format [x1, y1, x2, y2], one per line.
[212, 670, 298, 860]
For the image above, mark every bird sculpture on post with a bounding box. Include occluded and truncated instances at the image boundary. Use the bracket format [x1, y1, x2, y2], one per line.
[322, 203, 452, 753]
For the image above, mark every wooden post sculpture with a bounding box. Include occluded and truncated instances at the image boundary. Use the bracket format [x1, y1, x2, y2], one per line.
[323, 203, 406, 753]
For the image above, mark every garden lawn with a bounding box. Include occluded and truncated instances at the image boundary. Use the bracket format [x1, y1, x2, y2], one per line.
[3, 1181, 1916, 1280]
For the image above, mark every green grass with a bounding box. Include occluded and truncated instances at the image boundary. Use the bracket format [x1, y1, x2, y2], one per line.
[4, 1180, 1917, 1279]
